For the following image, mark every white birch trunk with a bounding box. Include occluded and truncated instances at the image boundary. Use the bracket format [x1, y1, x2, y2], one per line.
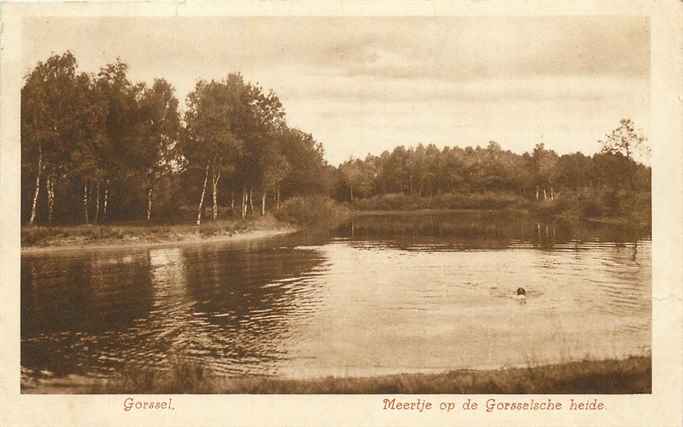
[83, 180, 89, 224]
[196, 164, 210, 225]
[241, 188, 247, 219]
[146, 187, 153, 222]
[249, 189, 254, 214]
[261, 191, 266, 216]
[240, 187, 246, 219]
[29, 145, 43, 225]
[212, 171, 221, 221]
[47, 175, 55, 225]
[103, 180, 109, 222]
[95, 180, 101, 224]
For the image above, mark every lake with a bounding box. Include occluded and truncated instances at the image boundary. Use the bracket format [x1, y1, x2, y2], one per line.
[21, 211, 651, 386]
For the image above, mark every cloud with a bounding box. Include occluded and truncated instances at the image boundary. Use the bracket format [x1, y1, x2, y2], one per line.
[305, 16, 649, 82]
[24, 16, 648, 83]
[22, 16, 650, 166]
[277, 72, 648, 105]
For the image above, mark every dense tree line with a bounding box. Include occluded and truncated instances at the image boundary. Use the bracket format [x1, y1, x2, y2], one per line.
[336, 119, 650, 217]
[22, 52, 650, 226]
[21, 52, 331, 225]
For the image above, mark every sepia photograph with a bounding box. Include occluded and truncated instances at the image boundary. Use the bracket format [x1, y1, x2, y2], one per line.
[18, 15, 654, 396]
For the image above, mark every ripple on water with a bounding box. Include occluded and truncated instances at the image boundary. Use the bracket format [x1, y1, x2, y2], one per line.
[21, 218, 651, 381]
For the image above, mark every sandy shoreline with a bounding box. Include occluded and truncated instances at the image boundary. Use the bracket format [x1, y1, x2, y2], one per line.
[21, 226, 298, 255]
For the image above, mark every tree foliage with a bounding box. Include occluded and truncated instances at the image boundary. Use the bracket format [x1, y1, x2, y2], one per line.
[21, 53, 330, 225]
[21, 51, 650, 225]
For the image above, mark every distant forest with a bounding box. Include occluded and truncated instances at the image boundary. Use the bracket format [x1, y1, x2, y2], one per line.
[21, 52, 651, 225]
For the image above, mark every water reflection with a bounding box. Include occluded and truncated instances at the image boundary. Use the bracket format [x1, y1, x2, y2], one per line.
[21, 212, 651, 384]
[179, 242, 327, 374]
[343, 211, 648, 250]
[22, 238, 327, 379]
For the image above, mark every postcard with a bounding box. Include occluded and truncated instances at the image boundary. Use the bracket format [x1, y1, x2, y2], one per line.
[1, 1, 681, 426]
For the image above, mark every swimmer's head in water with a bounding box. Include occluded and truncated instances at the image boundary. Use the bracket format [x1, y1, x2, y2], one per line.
[516, 287, 526, 296]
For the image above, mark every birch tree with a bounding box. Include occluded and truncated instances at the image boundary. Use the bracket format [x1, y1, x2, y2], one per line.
[599, 118, 649, 161]
[184, 79, 242, 225]
[137, 79, 180, 221]
[261, 146, 290, 214]
[21, 51, 94, 225]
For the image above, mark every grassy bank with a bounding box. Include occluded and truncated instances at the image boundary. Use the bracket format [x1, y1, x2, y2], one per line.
[21, 195, 350, 251]
[27, 355, 650, 394]
[349, 191, 651, 228]
[274, 195, 351, 228]
[352, 192, 528, 212]
[21, 214, 296, 252]
[351, 208, 529, 217]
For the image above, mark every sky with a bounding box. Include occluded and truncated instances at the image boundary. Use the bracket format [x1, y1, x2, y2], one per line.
[23, 16, 650, 166]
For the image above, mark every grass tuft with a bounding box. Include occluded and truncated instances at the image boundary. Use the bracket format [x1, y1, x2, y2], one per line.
[80, 355, 651, 394]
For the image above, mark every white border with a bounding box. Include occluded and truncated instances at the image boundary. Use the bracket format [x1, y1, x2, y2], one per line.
[1, 2, 681, 426]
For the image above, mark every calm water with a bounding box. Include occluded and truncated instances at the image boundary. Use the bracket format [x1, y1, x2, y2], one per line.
[21, 212, 651, 383]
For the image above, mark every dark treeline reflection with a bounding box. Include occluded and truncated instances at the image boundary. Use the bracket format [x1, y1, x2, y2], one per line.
[21, 252, 154, 334]
[21, 252, 155, 377]
[21, 213, 651, 386]
[178, 241, 327, 372]
[21, 238, 326, 379]
[340, 212, 650, 250]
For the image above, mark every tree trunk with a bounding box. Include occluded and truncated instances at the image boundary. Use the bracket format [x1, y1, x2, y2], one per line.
[543, 188, 547, 201]
[83, 180, 89, 225]
[231, 192, 235, 213]
[95, 180, 101, 224]
[249, 188, 254, 213]
[196, 164, 210, 225]
[212, 171, 221, 221]
[261, 191, 266, 216]
[349, 185, 354, 202]
[241, 188, 248, 219]
[276, 187, 281, 210]
[29, 144, 43, 225]
[535, 185, 539, 201]
[146, 187, 153, 222]
[47, 175, 55, 225]
[103, 180, 109, 222]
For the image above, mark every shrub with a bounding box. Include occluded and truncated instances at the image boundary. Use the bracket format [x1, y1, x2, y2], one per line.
[351, 192, 528, 211]
[274, 196, 350, 226]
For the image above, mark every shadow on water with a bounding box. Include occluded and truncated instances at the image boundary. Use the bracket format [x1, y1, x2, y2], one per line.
[21, 211, 651, 388]
[21, 236, 326, 380]
[21, 253, 156, 377]
[177, 241, 328, 374]
[340, 211, 649, 250]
